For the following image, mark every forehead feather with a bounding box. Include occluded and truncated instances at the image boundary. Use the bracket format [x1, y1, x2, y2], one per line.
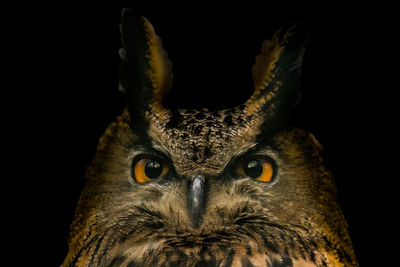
[146, 108, 263, 175]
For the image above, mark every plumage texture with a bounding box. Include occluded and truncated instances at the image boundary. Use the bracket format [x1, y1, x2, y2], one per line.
[63, 8, 358, 267]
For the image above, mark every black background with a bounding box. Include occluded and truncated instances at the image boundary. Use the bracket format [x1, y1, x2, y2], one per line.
[16, 1, 393, 266]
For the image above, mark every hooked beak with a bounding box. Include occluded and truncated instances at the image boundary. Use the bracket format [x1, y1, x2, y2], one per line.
[187, 173, 205, 227]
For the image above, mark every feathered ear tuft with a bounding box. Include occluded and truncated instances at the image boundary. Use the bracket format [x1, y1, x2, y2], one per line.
[119, 7, 173, 131]
[245, 22, 309, 124]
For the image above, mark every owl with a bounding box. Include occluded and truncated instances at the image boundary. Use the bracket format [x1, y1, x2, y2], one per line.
[63, 7, 358, 267]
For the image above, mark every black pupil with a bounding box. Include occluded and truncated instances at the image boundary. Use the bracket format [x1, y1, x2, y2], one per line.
[145, 160, 163, 179]
[244, 160, 263, 178]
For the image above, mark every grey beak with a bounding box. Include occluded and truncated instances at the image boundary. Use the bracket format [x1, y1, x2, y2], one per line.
[187, 173, 205, 227]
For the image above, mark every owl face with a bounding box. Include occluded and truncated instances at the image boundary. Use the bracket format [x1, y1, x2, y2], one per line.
[75, 110, 330, 266]
[63, 8, 358, 267]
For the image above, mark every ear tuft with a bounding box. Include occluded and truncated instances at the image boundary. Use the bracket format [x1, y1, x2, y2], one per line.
[245, 22, 309, 126]
[119, 8, 173, 118]
[251, 22, 308, 98]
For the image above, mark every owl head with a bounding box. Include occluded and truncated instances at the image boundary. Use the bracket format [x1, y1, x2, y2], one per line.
[63, 8, 358, 267]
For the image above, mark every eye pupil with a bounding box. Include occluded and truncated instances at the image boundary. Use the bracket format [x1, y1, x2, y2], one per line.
[144, 160, 163, 179]
[244, 160, 263, 178]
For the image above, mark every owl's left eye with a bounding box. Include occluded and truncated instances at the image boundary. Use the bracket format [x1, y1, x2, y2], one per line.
[133, 158, 169, 183]
[237, 157, 276, 183]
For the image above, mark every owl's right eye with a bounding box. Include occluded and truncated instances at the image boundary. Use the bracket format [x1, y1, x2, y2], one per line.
[133, 158, 169, 183]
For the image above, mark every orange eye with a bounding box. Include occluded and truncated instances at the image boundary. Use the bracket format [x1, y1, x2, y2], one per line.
[133, 158, 169, 183]
[238, 158, 275, 183]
